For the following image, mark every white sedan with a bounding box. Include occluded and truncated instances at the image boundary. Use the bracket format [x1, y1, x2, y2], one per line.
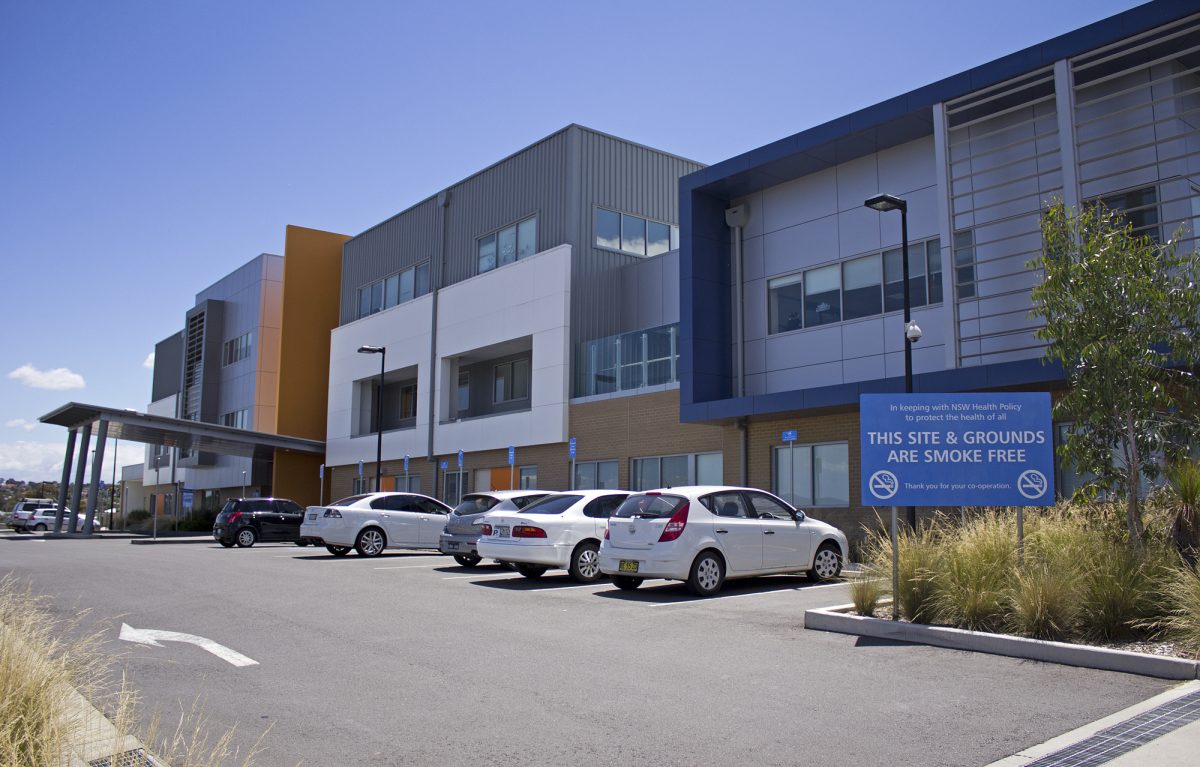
[299, 492, 453, 557]
[598, 486, 848, 596]
[476, 490, 630, 582]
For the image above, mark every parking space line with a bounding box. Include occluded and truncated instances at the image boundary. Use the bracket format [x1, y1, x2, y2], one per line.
[442, 572, 517, 580]
[645, 581, 847, 607]
[373, 564, 443, 570]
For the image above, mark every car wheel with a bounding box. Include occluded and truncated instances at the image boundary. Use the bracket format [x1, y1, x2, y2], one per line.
[219, 540, 235, 548]
[453, 553, 482, 568]
[355, 527, 386, 557]
[687, 550, 726, 597]
[515, 563, 547, 579]
[613, 575, 643, 591]
[326, 545, 350, 557]
[295, 540, 310, 547]
[235, 527, 257, 548]
[33, 523, 47, 532]
[569, 541, 602, 583]
[808, 542, 843, 582]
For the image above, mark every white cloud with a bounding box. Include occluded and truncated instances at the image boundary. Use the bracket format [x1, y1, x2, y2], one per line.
[0, 440, 147, 483]
[5, 418, 37, 432]
[7, 363, 85, 391]
[143, 352, 155, 370]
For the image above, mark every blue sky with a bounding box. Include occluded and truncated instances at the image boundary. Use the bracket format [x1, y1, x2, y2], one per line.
[0, 0, 1144, 480]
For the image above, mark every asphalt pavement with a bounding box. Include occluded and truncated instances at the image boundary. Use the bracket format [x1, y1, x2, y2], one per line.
[0, 535, 1179, 766]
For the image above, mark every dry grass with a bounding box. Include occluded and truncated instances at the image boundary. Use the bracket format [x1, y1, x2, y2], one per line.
[0, 574, 268, 767]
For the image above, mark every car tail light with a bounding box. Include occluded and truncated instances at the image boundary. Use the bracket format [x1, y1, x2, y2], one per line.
[604, 525, 609, 540]
[323, 508, 342, 518]
[658, 502, 690, 542]
[512, 525, 547, 538]
[228, 511, 243, 524]
[480, 523, 492, 535]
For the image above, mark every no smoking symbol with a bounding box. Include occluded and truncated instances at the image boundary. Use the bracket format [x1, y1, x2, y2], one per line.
[869, 470, 899, 500]
[1017, 470, 1048, 500]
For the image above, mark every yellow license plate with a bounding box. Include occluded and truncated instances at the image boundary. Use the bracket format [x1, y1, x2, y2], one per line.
[618, 560, 639, 573]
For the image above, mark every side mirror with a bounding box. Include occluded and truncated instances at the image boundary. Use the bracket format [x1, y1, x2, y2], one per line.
[794, 510, 806, 523]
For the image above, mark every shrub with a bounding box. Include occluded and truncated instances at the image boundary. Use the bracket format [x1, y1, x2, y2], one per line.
[1157, 567, 1200, 658]
[934, 513, 1014, 632]
[1007, 564, 1080, 641]
[850, 572, 883, 617]
[867, 522, 945, 624]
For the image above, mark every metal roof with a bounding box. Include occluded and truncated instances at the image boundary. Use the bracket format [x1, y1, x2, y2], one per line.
[39, 402, 323, 461]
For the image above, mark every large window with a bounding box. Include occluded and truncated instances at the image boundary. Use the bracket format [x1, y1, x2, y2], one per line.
[573, 460, 619, 490]
[357, 262, 431, 320]
[773, 442, 849, 507]
[576, 323, 679, 397]
[479, 216, 538, 274]
[630, 452, 722, 491]
[595, 208, 679, 257]
[456, 371, 470, 415]
[767, 238, 942, 335]
[360, 377, 418, 435]
[1094, 185, 1161, 243]
[222, 332, 254, 366]
[219, 408, 250, 429]
[392, 474, 421, 493]
[443, 470, 466, 507]
[518, 466, 537, 489]
[954, 230, 976, 299]
[493, 359, 530, 403]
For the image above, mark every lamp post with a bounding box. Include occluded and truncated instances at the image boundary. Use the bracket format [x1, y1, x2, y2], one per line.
[358, 345, 386, 492]
[865, 193, 921, 532]
[241, 470, 246, 499]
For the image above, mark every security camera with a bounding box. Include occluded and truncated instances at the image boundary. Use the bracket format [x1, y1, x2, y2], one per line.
[905, 321, 923, 343]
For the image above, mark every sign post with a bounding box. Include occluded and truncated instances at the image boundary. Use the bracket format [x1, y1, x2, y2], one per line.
[781, 430, 797, 506]
[860, 392, 1054, 617]
[318, 463, 325, 506]
[568, 437, 577, 490]
[404, 454, 410, 492]
[508, 446, 515, 490]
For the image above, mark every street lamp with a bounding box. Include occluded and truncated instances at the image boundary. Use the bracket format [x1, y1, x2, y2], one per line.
[865, 193, 921, 531]
[358, 345, 386, 492]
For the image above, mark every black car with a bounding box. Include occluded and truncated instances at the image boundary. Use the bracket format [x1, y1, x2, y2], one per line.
[213, 498, 306, 548]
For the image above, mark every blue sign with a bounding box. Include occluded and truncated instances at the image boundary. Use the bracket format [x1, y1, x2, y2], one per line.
[568, 437, 577, 458]
[440, 460, 448, 470]
[319, 463, 325, 480]
[357, 460, 363, 478]
[507, 446, 515, 466]
[859, 393, 1054, 507]
[782, 430, 797, 442]
[404, 454, 410, 472]
[181, 489, 194, 512]
[457, 449, 464, 468]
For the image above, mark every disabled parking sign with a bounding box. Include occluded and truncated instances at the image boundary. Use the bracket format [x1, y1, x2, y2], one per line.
[859, 393, 1054, 507]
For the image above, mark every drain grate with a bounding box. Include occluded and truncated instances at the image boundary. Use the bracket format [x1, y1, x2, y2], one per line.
[88, 748, 166, 767]
[1026, 689, 1200, 767]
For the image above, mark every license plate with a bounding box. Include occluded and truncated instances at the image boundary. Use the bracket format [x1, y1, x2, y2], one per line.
[445, 541, 459, 550]
[308, 513, 317, 521]
[619, 560, 640, 573]
[496, 525, 510, 537]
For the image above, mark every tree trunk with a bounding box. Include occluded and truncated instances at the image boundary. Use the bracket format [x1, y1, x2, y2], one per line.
[1125, 413, 1144, 549]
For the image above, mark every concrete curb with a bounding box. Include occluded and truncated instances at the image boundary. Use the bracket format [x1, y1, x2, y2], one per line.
[805, 603, 1200, 680]
[129, 536, 216, 545]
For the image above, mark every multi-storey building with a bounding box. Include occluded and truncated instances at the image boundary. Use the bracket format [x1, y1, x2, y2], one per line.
[325, 125, 727, 502]
[679, 0, 1200, 536]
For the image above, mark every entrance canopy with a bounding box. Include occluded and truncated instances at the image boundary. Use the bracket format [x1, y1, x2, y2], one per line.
[40, 402, 323, 460]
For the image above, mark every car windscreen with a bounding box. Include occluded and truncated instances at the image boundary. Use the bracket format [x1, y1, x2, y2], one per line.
[613, 494, 688, 519]
[330, 494, 371, 507]
[452, 495, 499, 515]
[518, 494, 584, 515]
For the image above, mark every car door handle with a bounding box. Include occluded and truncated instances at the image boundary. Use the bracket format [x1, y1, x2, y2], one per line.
[716, 529, 729, 534]
[763, 530, 775, 535]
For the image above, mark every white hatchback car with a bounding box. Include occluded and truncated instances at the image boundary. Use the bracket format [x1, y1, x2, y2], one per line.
[475, 490, 630, 582]
[598, 486, 848, 596]
[299, 492, 453, 557]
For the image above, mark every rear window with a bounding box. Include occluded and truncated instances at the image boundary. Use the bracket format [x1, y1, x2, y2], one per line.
[614, 494, 688, 519]
[453, 495, 500, 515]
[519, 494, 584, 515]
[512, 494, 549, 509]
[330, 495, 370, 507]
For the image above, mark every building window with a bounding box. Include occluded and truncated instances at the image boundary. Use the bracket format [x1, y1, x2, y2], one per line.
[356, 262, 432, 320]
[222, 332, 254, 366]
[456, 371, 470, 415]
[574, 460, 619, 490]
[767, 237, 942, 335]
[443, 470, 466, 507]
[772, 442, 849, 508]
[630, 452, 722, 491]
[370, 380, 418, 433]
[478, 216, 538, 274]
[352, 476, 372, 494]
[392, 474, 421, 493]
[1094, 185, 1161, 243]
[576, 323, 679, 397]
[954, 230, 976, 299]
[594, 207, 678, 257]
[219, 409, 251, 429]
[518, 466, 537, 489]
[493, 359, 530, 403]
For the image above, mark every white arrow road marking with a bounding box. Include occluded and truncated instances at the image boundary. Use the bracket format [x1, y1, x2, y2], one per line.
[119, 623, 258, 667]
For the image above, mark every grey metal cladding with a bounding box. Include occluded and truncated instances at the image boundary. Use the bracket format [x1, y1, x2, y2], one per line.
[339, 197, 440, 325]
[151, 332, 184, 403]
[572, 129, 704, 343]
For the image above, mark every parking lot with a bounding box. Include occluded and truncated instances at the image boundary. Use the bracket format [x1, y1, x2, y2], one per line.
[1, 535, 1173, 766]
